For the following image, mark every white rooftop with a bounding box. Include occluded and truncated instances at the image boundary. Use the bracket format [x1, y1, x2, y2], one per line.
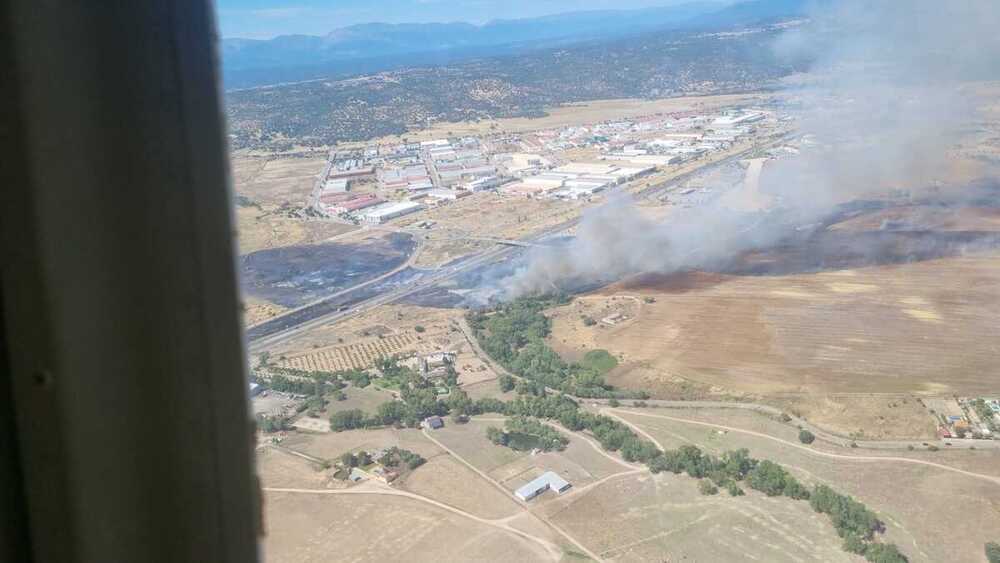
[515, 471, 571, 500]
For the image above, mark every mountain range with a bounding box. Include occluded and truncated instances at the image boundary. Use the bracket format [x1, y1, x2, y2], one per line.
[221, 0, 809, 89]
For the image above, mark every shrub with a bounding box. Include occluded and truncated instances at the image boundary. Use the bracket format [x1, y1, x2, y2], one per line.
[498, 374, 516, 392]
[863, 542, 908, 563]
[698, 480, 719, 495]
[799, 429, 816, 444]
[986, 542, 1000, 563]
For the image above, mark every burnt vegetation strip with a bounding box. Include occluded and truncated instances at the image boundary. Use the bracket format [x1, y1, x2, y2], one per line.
[240, 233, 415, 308]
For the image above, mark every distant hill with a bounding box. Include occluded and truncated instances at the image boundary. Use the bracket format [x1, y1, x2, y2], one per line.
[221, 0, 809, 89]
[225, 19, 804, 150]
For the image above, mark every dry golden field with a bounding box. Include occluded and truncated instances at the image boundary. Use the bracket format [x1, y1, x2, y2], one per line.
[610, 407, 1000, 563]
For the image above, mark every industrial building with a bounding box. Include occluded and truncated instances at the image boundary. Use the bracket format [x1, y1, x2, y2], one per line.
[323, 178, 350, 193]
[462, 176, 500, 192]
[328, 194, 384, 214]
[357, 201, 424, 224]
[515, 471, 571, 501]
[425, 189, 467, 201]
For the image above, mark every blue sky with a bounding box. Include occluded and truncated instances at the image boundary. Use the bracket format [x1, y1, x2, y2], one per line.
[215, 0, 719, 38]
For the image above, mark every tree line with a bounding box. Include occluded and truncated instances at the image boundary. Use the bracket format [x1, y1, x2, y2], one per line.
[467, 297, 648, 400]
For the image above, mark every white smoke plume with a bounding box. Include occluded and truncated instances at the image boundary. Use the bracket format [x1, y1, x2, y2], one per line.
[497, 0, 1000, 298]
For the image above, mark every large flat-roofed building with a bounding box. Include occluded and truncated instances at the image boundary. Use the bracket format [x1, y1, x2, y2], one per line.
[358, 201, 424, 224]
[514, 471, 571, 501]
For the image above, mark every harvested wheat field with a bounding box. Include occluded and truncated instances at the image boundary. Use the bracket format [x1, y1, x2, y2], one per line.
[549, 252, 1000, 397]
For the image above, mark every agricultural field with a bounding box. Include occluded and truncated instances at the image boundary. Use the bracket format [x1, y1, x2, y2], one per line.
[545, 471, 850, 562]
[400, 455, 523, 520]
[547, 250, 1000, 425]
[609, 407, 1000, 563]
[322, 384, 398, 417]
[231, 154, 357, 256]
[552, 250, 1000, 397]
[265, 304, 464, 369]
[429, 417, 630, 493]
[262, 491, 555, 563]
[257, 447, 331, 490]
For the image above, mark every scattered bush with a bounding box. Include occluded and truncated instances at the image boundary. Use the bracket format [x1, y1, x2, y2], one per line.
[726, 482, 745, 496]
[986, 541, 1000, 563]
[698, 480, 719, 495]
[799, 429, 816, 444]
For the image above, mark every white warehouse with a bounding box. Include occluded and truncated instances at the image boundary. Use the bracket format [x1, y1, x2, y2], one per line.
[514, 471, 571, 501]
[358, 201, 424, 224]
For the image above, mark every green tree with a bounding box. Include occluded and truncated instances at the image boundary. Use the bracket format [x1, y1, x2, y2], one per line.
[986, 542, 1000, 563]
[842, 534, 867, 555]
[863, 543, 907, 563]
[485, 426, 507, 446]
[498, 374, 515, 392]
[330, 409, 366, 432]
[340, 452, 357, 467]
[799, 429, 816, 444]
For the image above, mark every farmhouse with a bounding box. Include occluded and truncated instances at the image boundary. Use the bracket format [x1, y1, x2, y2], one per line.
[514, 471, 572, 501]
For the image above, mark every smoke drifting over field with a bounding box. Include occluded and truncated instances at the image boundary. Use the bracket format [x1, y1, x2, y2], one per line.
[497, 1, 1000, 298]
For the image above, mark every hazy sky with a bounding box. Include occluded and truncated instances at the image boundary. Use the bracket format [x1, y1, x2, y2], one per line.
[216, 0, 726, 39]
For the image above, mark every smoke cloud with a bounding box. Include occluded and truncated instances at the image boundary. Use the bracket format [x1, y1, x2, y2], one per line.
[497, 0, 1000, 298]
